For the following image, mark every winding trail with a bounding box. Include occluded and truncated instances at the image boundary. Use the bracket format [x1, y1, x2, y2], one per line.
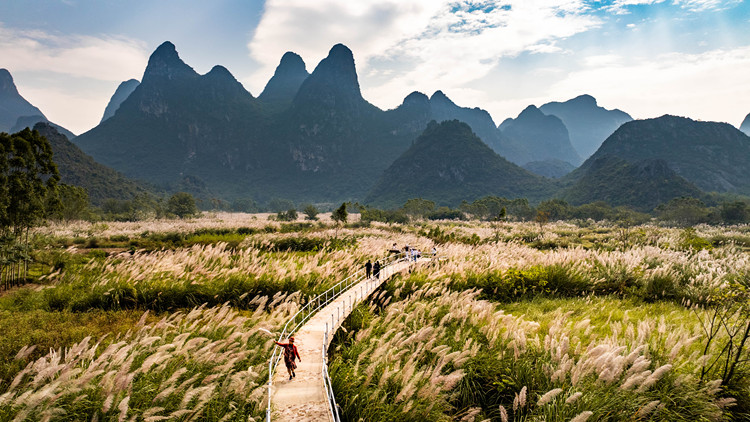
[270, 258, 424, 421]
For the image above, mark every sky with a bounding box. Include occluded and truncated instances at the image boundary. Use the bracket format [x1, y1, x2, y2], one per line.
[1, 0, 749, 135]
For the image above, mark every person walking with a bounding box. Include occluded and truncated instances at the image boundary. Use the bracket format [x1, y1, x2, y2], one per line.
[365, 260, 372, 278]
[373, 261, 381, 279]
[275, 337, 301, 380]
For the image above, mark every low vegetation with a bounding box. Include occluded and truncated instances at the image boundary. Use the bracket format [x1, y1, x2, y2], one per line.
[0, 211, 748, 421]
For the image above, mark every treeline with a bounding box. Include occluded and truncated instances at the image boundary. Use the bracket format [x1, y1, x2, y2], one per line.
[358, 196, 750, 227]
[53, 188, 201, 222]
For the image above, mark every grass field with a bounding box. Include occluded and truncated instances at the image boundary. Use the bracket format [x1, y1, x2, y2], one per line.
[0, 213, 748, 421]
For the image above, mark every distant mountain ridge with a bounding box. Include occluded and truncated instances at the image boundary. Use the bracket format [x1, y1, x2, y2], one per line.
[498, 105, 581, 166]
[64, 41, 747, 211]
[566, 115, 750, 200]
[540, 94, 632, 159]
[74, 41, 270, 200]
[365, 120, 555, 207]
[562, 155, 703, 211]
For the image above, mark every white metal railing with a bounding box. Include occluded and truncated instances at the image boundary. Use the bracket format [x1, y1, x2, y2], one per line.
[322, 330, 340, 421]
[320, 253, 438, 421]
[266, 251, 413, 421]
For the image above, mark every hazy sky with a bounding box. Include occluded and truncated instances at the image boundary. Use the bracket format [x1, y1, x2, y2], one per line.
[1, 0, 749, 135]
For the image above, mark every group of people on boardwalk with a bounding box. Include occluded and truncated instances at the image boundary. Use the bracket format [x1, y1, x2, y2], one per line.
[364, 259, 380, 279]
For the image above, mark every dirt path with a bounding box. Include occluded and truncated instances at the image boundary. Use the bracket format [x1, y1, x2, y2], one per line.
[271, 258, 422, 421]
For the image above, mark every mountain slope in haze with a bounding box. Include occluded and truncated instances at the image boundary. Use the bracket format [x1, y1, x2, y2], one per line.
[0, 68, 44, 133]
[499, 105, 581, 166]
[523, 159, 576, 179]
[540, 94, 632, 159]
[568, 115, 750, 196]
[741, 113, 750, 136]
[11, 115, 76, 140]
[33, 122, 150, 205]
[101, 79, 140, 123]
[365, 120, 555, 207]
[258, 52, 309, 106]
[562, 155, 703, 211]
[73, 41, 270, 199]
[0, 68, 75, 138]
[383, 90, 526, 161]
[428, 90, 509, 152]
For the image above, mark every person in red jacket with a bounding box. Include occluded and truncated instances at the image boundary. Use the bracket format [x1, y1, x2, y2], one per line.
[275, 337, 301, 380]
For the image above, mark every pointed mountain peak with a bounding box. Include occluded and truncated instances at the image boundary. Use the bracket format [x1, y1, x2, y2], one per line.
[100, 79, 140, 123]
[293, 43, 363, 109]
[142, 41, 198, 83]
[280, 52, 306, 68]
[202, 65, 251, 96]
[740, 113, 750, 136]
[153, 41, 177, 57]
[259, 52, 309, 103]
[402, 91, 429, 106]
[328, 43, 354, 61]
[517, 104, 544, 118]
[430, 90, 456, 106]
[0, 68, 19, 95]
[206, 65, 234, 79]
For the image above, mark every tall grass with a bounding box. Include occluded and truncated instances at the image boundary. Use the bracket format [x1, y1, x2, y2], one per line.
[330, 278, 732, 421]
[0, 299, 298, 421]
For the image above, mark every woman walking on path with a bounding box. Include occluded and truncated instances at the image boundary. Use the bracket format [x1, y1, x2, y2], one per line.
[365, 260, 372, 278]
[275, 337, 301, 380]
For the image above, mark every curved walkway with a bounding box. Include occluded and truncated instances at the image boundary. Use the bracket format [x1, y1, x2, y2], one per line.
[270, 258, 423, 421]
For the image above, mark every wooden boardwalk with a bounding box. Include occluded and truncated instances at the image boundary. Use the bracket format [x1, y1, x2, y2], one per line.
[270, 258, 419, 421]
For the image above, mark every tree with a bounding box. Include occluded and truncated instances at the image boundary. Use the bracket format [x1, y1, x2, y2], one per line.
[276, 208, 297, 221]
[494, 207, 507, 241]
[1, 129, 60, 289]
[167, 192, 198, 218]
[332, 203, 348, 236]
[332, 203, 348, 225]
[303, 204, 319, 221]
[535, 210, 549, 232]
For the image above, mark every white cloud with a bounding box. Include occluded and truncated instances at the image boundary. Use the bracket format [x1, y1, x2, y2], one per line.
[673, 0, 742, 12]
[0, 25, 148, 82]
[246, 0, 445, 92]
[0, 25, 149, 133]
[608, 0, 666, 14]
[608, 0, 740, 14]
[545, 46, 750, 126]
[248, 0, 600, 112]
